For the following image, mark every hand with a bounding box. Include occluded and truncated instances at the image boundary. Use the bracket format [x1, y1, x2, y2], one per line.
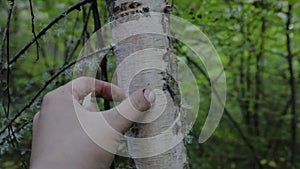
[30, 77, 155, 169]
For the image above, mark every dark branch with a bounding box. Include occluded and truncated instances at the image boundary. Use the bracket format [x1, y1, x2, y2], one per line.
[0, 119, 33, 146]
[90, 0, 110, 111]
[285, 4, 297, 166]
[67, 6, 92, 63]
[28, 0, 40, 61]
[1, 0, 15, 117]
[1, 1, 28, 168]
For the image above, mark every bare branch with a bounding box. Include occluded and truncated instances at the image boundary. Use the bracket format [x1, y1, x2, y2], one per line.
[1, 0, 15, 117]
[0, 118, 33, 146]
[0, 1, 28, 168]
[28, 0, 40, 61]
[0, 2, 15, 103]
[66, 6, 92, 63]
[0, 0, 92, 73]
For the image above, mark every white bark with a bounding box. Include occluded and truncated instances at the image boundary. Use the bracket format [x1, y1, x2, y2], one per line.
[107, 0, 189, 168]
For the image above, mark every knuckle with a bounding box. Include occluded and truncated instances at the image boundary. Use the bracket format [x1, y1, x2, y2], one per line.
[131, 94, 150, 112]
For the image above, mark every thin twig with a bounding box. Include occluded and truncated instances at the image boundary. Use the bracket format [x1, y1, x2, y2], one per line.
[4, 106, 29, 169]
[2, 0, 15, 149]
[0, 119, 33, 146]
[28, 0, 40, 61]
[64, 12, 80, 62]
[1, 0, 15, 117]
[6, 0, 12, 134]
[0, 1, 14, 107]
[0, 0, 14, 149]
[3, 1, 28, 168]
[67, 6, 92, 63]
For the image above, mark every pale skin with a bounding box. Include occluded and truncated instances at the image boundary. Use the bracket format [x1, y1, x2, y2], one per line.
[30, 77, 155, 169]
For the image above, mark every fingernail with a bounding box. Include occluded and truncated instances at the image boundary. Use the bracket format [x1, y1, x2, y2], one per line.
[143, 89, 155, 103]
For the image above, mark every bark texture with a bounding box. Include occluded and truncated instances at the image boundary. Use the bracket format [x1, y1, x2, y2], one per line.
[107, 0, 189, 168]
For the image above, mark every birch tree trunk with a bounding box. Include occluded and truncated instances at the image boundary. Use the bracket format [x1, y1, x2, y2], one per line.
[106, 0, 189, 168]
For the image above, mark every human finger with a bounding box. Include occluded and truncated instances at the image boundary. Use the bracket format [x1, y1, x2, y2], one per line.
[64, 77, 125, 101]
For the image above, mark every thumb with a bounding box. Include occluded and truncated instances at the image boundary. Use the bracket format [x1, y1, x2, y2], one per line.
[102, 88, 155, 133]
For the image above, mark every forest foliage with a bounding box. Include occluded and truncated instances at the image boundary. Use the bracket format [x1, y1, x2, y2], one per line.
[0, 0, 299, 169]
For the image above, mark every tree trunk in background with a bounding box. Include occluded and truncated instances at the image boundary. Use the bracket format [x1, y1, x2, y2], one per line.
[286, 4, 297, 167]
[106, 0, 189, 168]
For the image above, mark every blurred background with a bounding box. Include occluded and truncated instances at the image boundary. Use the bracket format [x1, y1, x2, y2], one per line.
[0, 0, 299, 168]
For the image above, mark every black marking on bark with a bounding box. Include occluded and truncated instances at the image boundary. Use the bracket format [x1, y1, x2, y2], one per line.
[142, 7, 149, 13]
[183, 162, 190, 169]
[113, 6, 120, 13]
[129, 2, 141, 9]
[129, 124, 139, 136]
[111, 1, 150, 20]
[161, 71, 181, 106]
[164, 5, 173, 14]
[167, 38, 173, 51]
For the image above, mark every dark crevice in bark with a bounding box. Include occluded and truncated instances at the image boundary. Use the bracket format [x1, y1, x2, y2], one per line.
[161, 71, 181, 107]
